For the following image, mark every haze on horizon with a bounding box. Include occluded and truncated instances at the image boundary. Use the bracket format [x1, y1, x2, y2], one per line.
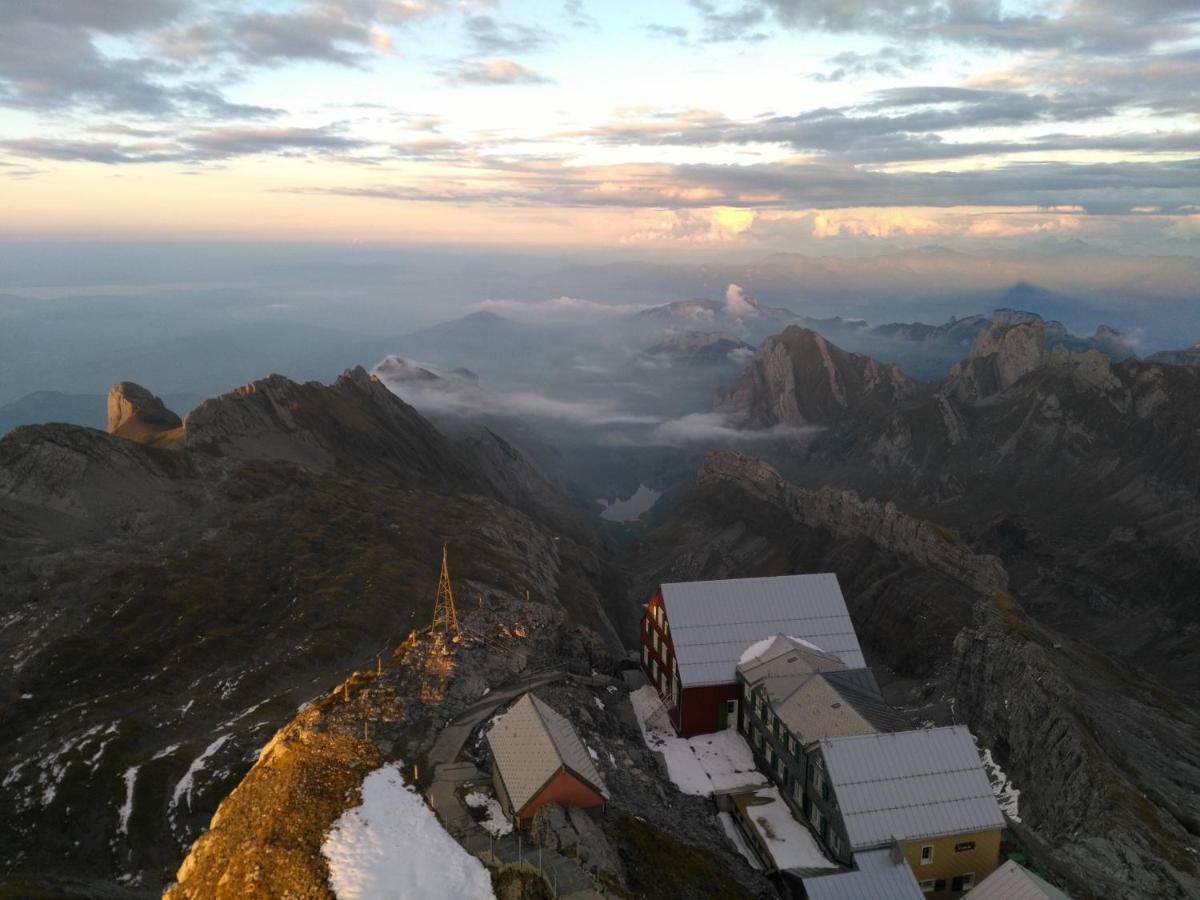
[1, 0, 1199, 255]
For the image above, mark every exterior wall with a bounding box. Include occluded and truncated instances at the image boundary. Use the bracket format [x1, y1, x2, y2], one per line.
[737, 676, 855, 866]
[515, 769, 605, 823]
[637, 587, 744, 736]
[679, 683, 740, 736]
[492, 765, 513, 819]
[901, 830, 1002, 898]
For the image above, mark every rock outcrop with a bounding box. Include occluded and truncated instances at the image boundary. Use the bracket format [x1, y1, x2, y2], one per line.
[106, 381, 183, 445]
[954, 605, 1200, 899]
[699, 451, 1008, 597]
[716, 326, 915, 428]
[946, 317, 1046, 401]
[1148, 342, 1200, 367]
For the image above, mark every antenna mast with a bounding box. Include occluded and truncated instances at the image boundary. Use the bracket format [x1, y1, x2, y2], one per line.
[430, 543, 460, 637]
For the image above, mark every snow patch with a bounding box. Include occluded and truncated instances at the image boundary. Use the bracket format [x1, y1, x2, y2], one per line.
[593, 696, 605, 711]
[980, 747, 1021, 822]
[630, 686, 766, 796]
[464, 790, 513, 838]
[718, 811, 763, 870]
[741, 786, 838, 870]
[322, 763, 495, 899]
[171, 734, 232, 816]
[117, 767, 138, 837]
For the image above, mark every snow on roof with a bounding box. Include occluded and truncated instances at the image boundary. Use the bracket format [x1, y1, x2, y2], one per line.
[738, 634, 828, 666]
[486, 693, 608, 816]
[969, 860, 1072, 900]
[630, 686, 766, 796]
[799, 847, 924, 900]
[322, 762, 495, 900]
[819, 726, 1006, 850]
[661, 574, 864, 687]
[734, 786, 839, 872]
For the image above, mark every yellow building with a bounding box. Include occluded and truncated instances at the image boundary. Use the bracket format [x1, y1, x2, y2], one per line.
[812, 728, 1006, 897]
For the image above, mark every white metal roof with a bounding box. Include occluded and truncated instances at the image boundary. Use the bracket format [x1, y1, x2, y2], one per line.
[486, 693, 608, 816]
[969, 860, 1072, 900]
[799, 848, 924, 900]
[819, 726, 1005, 849]
[661, 574, 864, 687]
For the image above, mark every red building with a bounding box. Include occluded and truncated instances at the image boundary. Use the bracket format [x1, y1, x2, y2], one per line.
[639, 574, 864, 737]
[487, 692, 609, 824]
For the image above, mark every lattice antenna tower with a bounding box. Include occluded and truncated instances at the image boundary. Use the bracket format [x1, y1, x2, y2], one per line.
[430, 543, 460, 636]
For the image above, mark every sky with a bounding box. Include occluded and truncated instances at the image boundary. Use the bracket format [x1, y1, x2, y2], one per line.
[1, 0, 1199, 252]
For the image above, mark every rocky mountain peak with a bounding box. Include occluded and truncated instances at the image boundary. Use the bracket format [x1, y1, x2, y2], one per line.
[948, 316, 1048, 400]
[716, 326, 915, 428]
[106, 381, 183, 445]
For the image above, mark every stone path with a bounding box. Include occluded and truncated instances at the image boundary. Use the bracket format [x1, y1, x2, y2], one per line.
[463, 832, 598, 897]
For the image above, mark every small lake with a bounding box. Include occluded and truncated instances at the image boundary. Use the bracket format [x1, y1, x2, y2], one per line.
[597, 484, 662, 522]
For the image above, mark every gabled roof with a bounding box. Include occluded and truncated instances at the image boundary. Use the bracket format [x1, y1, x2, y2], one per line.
[969, 860, 1071, 900]
[819, 726, 1005, 849]
[822, 670, 908, 735]
[798, 847, 924, 900]
[775, 676, 878, 746]
[738, 636, 905, 745]
[486, 693, 608, 815]
[661, 574, 864, 687]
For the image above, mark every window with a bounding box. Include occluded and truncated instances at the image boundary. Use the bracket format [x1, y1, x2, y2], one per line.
[810, 760, 825, 795]
[671, 677, 680, 707]
[809, 805, 823, 833]
[828, 830, 840, 856]
[919, 845, 934, 866]
[663, 619, 669, 637]
[934, 880, 946, 891]
[954, 840, 976, 853]
[775, 754, 785, 779]
[743, 682, 751, 701]
[642, 646, 649, 667]
[952, 873, 975, 891]
[792, 779, 803, 802]
[918, 880, 935, 894]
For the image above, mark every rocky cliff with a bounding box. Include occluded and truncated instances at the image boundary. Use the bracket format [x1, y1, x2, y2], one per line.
[698, 451, 1007, 597]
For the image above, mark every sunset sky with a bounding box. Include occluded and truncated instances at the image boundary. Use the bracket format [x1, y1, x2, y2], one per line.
[2, 0, 1198, 250]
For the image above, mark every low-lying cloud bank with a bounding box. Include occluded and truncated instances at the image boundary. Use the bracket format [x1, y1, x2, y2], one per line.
[471, 296, 648, 325]
[371, 355, 820, 448]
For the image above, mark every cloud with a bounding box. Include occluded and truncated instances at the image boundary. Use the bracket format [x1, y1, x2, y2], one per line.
[649, 412, 819, 445]
[563, 1, 599, 31]
[0, 124, 369, 164]
[464, 15, 555, 55]
[285, 154, 1200, 216]
[642, 23, 690, 44]
[688, 0, 770, 42]
[441, 59, 552, 85]
[813, 46, 929, 82]
[724, 284, 757, 316]
[372, 356, 659, 427]
[472, 296, 647, 323]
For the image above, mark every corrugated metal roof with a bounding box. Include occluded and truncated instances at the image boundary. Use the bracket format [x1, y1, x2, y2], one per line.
[823, 670, 908, 734]
[820, 726, 1005, 849]
[798, 847, 924, 900]
[661, 575, 864, 687]
[969, 860, 1072, 900]
[775, 676, 877, 746]
[486, 693, 608, 816]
